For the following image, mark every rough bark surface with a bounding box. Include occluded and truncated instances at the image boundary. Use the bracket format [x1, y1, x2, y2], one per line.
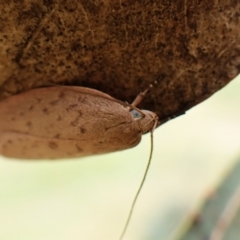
[0, 0, 240, 121]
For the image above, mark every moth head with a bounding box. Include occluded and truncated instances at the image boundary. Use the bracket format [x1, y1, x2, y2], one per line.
[130, 109, 159, 134]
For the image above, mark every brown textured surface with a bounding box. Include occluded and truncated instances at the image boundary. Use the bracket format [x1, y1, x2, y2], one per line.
[0, 0, 240, 121]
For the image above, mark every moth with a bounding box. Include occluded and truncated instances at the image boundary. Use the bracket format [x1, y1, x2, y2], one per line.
[0, 84, 159, 239]
[0, 85, 159, 159]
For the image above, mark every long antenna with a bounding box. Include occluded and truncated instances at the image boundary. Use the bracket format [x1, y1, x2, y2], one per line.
[119, 120, 157, 240]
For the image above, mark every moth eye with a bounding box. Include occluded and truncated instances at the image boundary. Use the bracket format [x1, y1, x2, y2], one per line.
[130, 109, 142, 119]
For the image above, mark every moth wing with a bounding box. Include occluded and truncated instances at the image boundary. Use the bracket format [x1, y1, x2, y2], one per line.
[56, 86, 115, 101]
[0, 132, 89, 159]
[0, 86, 126, 140]
[0, 86, 141, 159]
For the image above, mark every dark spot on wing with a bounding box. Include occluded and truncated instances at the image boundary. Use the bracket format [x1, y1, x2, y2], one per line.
[75, 144, 83, 152]
[70, 120, 77, 127]
[28, 105, 34, 110]
[48, 141, 58, 149]
[54, 134, 61, 138]
[49, 99, 59, 106]
[66, 104, 78, 112]
[42, 107, 49, 114]
[57, 115, 62, 121]
[70, 111, 83, 126]
[80, 127, 86, 133]
[78, 95, 87, 103]
[58, 91, 65, 99]
[26, 121, 32, 127]
[36, 98, 42, 103]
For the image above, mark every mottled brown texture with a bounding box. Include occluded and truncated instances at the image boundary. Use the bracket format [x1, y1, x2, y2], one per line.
[48, 141, 58, 149]
[0, 86, 157, 159]
[0, 0, 240, 120]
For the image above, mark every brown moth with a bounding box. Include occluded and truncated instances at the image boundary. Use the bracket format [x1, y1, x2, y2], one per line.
[0, 85, 159, 159]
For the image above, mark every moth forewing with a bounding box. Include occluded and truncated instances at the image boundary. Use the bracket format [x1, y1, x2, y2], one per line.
[0, 83, 160, 240]
[0, 86, 156, 159]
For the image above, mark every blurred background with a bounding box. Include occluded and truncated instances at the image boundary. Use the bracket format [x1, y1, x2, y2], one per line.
[0, 75, 240, 240]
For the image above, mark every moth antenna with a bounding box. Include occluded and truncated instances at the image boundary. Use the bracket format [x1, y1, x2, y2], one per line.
[131, 81, 158, 107]
[118, 119, 157, 240]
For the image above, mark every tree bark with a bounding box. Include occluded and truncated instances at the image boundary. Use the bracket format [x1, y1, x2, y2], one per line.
[0, 0, 239, 121]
